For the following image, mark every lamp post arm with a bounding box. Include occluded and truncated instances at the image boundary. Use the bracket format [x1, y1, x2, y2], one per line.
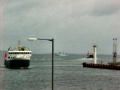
[37, 38, 53, 42]
[27, 38, 53, 42]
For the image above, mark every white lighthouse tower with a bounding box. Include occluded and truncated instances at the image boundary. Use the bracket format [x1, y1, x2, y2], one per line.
[93, 45, 97, 64]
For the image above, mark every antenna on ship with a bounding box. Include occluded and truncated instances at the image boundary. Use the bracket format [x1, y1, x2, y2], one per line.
[18, 40, 21, 47]
[113, 38, 117, 64]
[17, 40, 22, 51]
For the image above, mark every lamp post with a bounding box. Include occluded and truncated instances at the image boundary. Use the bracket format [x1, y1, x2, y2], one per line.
[27, 37, 54, 90]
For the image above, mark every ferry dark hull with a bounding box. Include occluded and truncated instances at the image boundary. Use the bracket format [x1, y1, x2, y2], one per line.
[4, 59, 30, 68]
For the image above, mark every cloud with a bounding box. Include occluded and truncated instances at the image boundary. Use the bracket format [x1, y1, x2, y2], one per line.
[92, 0, 120, 16]
[0, 0, 5, 49]
[3, 0, 120, 54]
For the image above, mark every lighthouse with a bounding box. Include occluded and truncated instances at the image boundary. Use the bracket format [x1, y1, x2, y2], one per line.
[93, 45, 97, 64]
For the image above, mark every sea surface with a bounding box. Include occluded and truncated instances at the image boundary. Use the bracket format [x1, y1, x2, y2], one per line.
[0, 53, 120, 90]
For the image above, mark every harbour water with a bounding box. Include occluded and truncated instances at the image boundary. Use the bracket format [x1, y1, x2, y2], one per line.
[0, 53, 120, 90]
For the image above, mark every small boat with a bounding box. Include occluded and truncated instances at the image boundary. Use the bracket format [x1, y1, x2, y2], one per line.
[86, 52, 94, 58]
[81, 52, 94, 61]
[56, 52, 67, 56]
[3, 41, 32, 68]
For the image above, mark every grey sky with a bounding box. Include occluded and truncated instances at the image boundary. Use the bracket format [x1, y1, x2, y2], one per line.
[1, 0, 120, 54]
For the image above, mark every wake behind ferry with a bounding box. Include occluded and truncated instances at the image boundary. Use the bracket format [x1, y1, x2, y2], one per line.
[4, 41, 32, 68]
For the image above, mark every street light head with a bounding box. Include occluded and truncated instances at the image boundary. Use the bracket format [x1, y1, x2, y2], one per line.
[27, 37, 38, 41]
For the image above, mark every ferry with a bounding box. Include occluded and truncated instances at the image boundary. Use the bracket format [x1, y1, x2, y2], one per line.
[3, 42, 32, 68]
